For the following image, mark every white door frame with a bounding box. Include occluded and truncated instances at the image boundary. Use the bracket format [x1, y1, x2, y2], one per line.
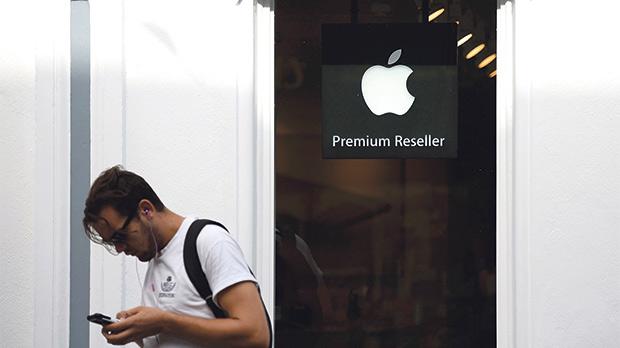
[263, 1, 523, 347]
[497, 1, 526, 347]
[496, 1, 515, 346]
[261, 2, 519, 347]
[253, 0, 276, 326]
[264, 3, 519, 348]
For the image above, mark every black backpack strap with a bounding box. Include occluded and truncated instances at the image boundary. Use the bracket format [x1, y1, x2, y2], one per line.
[184, 219, 274, 347]
[184, 219, 228, 318]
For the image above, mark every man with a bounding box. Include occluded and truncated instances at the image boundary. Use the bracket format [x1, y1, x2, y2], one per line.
[82, 165, 270, 347]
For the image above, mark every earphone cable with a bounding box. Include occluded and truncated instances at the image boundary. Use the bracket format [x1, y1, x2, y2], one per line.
[134, 257, 143, 291]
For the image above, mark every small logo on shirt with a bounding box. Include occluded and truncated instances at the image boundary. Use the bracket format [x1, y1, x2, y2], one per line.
[159, 276, 176, 298]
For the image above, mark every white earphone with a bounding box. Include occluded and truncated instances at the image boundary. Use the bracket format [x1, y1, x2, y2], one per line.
[135, 207, 158, 291]
[144, 208, 158, 258]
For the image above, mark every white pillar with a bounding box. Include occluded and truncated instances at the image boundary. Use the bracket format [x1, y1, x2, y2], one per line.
[498, 1, 620, 347]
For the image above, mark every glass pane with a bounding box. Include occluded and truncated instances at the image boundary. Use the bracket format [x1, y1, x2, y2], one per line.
[275, 1, 496, 347]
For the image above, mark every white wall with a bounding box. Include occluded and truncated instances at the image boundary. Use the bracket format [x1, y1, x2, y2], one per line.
[503, 1, 620, 347]
[1, 0, 75, 346]
[0, 3, 36, 346]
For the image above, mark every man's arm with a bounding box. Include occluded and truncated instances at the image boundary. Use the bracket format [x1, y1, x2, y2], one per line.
[103, 281, 270, 348]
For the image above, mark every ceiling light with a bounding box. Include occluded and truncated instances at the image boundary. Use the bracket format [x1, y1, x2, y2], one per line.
[478, 53, 497, 69]
[489, 70, 497, 78]
[457, 33, 473, 47]
[429, 8, 445, 22]
[465, 44, 485, 59]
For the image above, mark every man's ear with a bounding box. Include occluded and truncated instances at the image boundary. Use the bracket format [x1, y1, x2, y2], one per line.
[138, 199, 155, 217]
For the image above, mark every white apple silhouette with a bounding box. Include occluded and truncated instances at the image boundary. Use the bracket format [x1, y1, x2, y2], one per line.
[361, 49, 415, 116]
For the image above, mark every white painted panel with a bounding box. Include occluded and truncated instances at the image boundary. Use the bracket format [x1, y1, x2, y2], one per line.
[507, 1, 620, 347]
[0, 1, 37, 346]
[122, 0, 242, 232]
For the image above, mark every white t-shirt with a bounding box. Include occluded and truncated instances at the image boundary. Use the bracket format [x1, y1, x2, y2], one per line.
[141, 217, 257, 347]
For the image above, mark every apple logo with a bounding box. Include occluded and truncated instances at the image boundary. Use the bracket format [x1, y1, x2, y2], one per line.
[361, 49, 415, 116]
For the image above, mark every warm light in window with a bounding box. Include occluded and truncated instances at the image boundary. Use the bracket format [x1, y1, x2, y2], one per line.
[478, 53, 497, 69]
[429, 8, 445, 22]
[466, 44, 485, 59]
[457, 33, 473, 47]
[489, 70, 497, 78]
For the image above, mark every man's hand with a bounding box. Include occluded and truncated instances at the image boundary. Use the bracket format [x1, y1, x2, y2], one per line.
[102, 306, 168, 346]
[101, 282, 269, 347]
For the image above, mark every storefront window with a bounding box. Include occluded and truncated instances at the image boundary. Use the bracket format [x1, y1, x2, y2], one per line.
[275, 1, 496, 346]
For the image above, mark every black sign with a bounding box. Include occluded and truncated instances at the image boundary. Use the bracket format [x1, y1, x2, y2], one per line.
[322, 24, 458, 158]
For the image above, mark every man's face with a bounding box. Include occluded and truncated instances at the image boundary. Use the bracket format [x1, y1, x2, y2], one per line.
[94, 206, 156, 262]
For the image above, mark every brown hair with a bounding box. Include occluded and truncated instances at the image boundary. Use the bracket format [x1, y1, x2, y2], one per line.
[82, 165, 165, 242]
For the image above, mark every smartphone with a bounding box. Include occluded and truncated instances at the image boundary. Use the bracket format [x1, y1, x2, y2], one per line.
[87, 313, 118, 325]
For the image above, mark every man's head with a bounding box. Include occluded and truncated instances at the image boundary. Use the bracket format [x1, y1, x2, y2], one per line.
[83, 165, 165, 261]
